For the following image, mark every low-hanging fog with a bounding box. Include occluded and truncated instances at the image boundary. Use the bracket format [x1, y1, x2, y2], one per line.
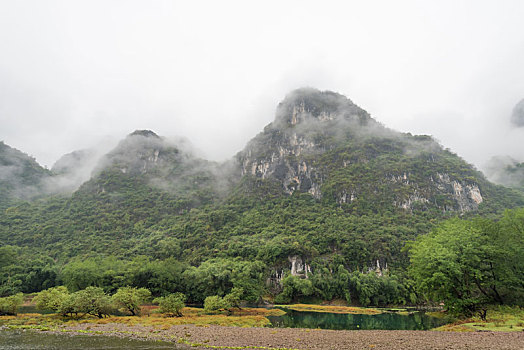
[1, 0, 524, 179]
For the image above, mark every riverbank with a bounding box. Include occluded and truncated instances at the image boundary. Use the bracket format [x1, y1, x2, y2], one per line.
[434, 306, 524, 332]
[2, 305, 523, 349]
[0, 305, 444, 332]
[4, 323, 524, 350]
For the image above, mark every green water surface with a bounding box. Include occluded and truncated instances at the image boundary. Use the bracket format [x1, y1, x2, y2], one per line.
[268, 309, 445, 330]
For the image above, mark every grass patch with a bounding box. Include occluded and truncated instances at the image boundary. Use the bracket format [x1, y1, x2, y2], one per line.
[275, 304, 381, 315]
[0, 313, 65, 327]
[434, 306, 524, 332]
[175, 307, 285, 317]
[378, 308, 411, 315]
[426, 311, 449, 319]
[0, 307, 280, 329]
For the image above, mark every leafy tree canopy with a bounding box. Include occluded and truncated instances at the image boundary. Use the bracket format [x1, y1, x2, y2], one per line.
[408, 208, 524, 316]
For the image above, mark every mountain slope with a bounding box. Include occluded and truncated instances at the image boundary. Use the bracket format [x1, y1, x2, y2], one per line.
[0, 89, 523, 299]
[0, 141, 51, 209]
[236, 88, 518, 214]
[0, 130, 238, 260]
[79, 129, 236, 210]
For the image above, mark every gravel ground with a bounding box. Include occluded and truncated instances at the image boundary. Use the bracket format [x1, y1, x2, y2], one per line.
[57, 323, 524, 350]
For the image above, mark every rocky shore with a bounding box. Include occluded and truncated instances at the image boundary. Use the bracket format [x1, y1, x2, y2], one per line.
[56, 323, 524, 350]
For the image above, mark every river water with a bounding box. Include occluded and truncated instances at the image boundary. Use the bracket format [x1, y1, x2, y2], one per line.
[0, 329, 180, 350]
[268, 308, 446, 330]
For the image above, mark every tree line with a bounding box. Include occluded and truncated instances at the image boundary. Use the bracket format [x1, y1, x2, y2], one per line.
[0, 286, 186, 317]
[1, 208, 523, 317]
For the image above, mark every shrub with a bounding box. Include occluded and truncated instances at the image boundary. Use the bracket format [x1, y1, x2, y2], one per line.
[112, 286, 151, 316]
[36, 286, 113, 318]
[68, 287, 113, 318]
[204, 295, 227, 313]
[275, 275, 313, 304]
[153, 292, 186, 317]
[0, 293, 24, 315]
[204, 288, 244, 314]
[34, 286, 69, 312]
[223, 287, 243, 309]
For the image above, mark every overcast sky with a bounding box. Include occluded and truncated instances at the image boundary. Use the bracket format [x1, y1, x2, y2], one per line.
[1, 0, 523, 170]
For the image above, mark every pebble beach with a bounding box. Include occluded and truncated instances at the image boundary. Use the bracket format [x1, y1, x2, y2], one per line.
[55, 323, 524, 350]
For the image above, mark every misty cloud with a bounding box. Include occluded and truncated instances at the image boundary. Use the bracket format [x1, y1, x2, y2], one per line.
[74, 130, 239, 200]
[43, 147, 108, 194]
[483, 156, 524, 188]
[1, 1, 524, 172]
[0, 141, 50, 201]
[511, 99, 524, 127]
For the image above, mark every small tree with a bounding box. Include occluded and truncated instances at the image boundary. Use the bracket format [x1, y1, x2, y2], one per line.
[57, 293, 78, 317]
[51, 287, 113, 318]
[70, 287, 113, 318]
[223, 287, 243, 310]
[204, 288, 244, 315]
[275, 275, 313, 304]
[0, 293, 24, 315]
[34, 286, 69, 312]
[204, 295, 227, 313]
[153, 292, 186, 317]
[112, 286, 151, 316]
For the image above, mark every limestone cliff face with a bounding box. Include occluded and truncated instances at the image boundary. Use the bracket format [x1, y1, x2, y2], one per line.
[267, 255, 312, 293]
[237, 88, 373, 199]
[239, 134, 323, 198]
[237, 88, 487, 213]
[387, 171, 483, 212]
[82, 130, 230, 205]
[435, 173, 483, 211]
[94, 130, 180, 176]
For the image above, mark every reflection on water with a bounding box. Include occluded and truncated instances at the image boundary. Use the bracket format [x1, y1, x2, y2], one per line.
[268, 309, 446, 330]
[17, 306, 53, 314]
[0, 329, 180, 350]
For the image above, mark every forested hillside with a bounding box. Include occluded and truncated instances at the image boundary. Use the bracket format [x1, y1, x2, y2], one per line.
[1, 88, 523, 308]
[0, 142, 51, 210]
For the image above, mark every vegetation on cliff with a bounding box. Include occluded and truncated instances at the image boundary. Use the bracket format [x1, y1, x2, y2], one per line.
[1, 89, 523, 316]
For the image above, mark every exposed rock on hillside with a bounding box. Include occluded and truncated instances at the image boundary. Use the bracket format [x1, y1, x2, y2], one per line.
[93, 130, 178, 176]
[77, 130, 236, 211]
[238, 89, 374, 199]
[237, 88, 489, 213]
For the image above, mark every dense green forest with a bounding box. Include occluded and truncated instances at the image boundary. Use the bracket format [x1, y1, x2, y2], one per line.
[2, 206, 522, 312]
[1, 89, 523, 315]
